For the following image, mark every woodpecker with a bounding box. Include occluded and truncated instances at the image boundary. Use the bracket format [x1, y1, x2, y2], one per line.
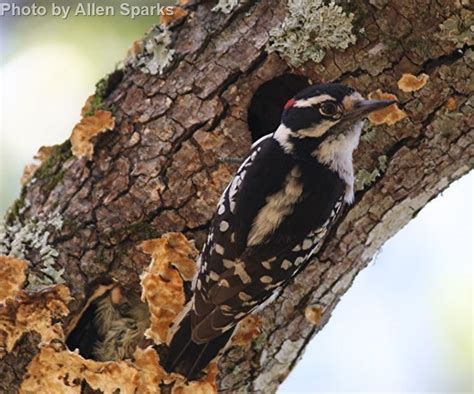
[164, 83, 395, 379]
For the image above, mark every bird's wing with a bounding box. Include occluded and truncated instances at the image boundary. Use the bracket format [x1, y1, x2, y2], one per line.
[191, 138, 345, 343]
[190, 137, 291, 337]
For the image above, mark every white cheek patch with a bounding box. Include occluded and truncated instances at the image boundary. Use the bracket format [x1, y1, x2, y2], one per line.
[294, 94, 335, 108]
[274, 124, 296, 153]
[296, 119, 338, 138]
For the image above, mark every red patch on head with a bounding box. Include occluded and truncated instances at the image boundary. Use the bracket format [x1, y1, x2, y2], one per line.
[284, 98, 296, 110]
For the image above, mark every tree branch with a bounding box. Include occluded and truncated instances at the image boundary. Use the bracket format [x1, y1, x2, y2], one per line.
[1, 0, 473, 392]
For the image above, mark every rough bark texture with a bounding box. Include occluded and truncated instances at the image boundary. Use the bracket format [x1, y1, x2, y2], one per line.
[1, 0, 473, 392]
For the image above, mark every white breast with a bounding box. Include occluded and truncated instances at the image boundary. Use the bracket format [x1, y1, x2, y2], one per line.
[312, 121, 363, 204]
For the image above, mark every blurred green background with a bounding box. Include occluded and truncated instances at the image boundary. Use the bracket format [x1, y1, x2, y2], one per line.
[0, 1, 472, 392]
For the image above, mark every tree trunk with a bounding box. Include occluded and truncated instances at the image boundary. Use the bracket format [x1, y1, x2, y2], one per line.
[1, 0, 473, 392]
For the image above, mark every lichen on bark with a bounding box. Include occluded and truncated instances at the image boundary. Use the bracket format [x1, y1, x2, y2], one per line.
[268, 0, 357, 66]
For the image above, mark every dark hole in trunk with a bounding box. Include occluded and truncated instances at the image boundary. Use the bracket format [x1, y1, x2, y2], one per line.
[247, 74, 311, 142]
[66, 287, 150, 361]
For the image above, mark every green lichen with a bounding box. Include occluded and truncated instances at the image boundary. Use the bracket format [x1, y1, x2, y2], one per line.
[36, 257, 65, 285]
[377, 155, 388, 172]
[130, 27, 175, 75]
[354, 155, 388, 191]
[0, 220, 11, 255]
[360, 122, 378, 142]
[0, 212, 65, 287]
[438, 11, 474, 47]
[268, 0, 356, 67]
[354, 169, 378, 191]
[212, 0, 240, 14]
[252, 332, 268, 351]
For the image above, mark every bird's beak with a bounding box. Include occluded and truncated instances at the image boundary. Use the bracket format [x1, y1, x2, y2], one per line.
[330, 97, 398, 135]
[348, 99, 397, 120]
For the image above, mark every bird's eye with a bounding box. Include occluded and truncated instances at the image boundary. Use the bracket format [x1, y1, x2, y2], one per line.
[319, 102, 339, 117]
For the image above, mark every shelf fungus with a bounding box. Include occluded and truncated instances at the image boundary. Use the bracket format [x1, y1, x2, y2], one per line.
[0, 255, 70, 355]
[22, 337, 217, 393]
[0, 255, 28, 303]
[397, 73, 429, 93]
[161, 6, 188, 26]
[304, 305, 323, 326]
[70, 110, 115, 160]
[0, 279, 71, 355]
[21, 345, 167, 394]
[231, 315, 263, 347]
[140, 232, 198, 345]
[444, 97, 457, 112]
[367, 90, 407, 126]
[20, 145, 55, 186]
[9, 232, 219, 393]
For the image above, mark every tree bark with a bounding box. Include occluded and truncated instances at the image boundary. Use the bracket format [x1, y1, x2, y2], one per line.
[1, 0, 473, 392]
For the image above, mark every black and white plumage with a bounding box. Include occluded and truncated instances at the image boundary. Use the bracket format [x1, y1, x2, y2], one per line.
[164, 84, 395, 379]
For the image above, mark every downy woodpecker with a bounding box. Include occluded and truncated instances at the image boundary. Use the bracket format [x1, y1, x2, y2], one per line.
[165, 83, 395, 378]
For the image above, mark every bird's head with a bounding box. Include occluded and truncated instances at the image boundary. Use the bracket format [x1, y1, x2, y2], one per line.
[280, 83, 395, 141]
[274, 83, 396, 202]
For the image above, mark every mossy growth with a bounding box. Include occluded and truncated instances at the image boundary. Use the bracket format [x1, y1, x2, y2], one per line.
[83, 69, 124, 116]
[34, 140, 72, 196]
[5, 141, 72, 224]
[83, 94, 107, 117]
[34, 141, 72, 181]
[6, 188, 28, 224]
[268, 0, 356, 67]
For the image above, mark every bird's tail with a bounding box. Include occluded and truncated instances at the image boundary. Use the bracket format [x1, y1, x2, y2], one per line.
[164, 313, 234, 380]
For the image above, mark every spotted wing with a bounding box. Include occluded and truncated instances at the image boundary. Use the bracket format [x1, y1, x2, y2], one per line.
[190, 137, 345, 343]
[190, 136, 292, 341]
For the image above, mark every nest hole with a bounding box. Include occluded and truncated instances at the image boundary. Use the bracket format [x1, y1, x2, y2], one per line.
[247, 74, 311, 142]
[66, 286, 150, 361]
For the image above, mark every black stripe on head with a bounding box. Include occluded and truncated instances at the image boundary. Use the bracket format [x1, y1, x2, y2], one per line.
[283, 106, 324, 131]
[281, 83, 355, 133]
